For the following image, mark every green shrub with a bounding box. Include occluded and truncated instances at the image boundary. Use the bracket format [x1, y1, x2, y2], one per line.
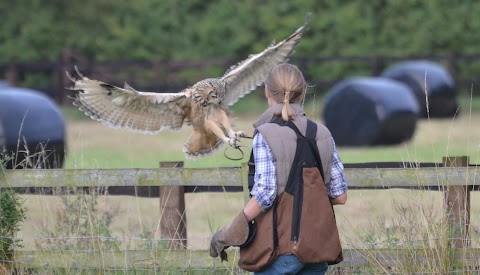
[0, 152, 26, 262]
[0, 190, 26, 262]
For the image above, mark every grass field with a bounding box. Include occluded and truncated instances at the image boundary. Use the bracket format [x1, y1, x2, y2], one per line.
[62, 93, 480, 168]
[16, 94, 480, 256]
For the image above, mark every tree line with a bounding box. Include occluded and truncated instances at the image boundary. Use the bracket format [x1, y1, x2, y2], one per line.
[1, 0, 480, 94]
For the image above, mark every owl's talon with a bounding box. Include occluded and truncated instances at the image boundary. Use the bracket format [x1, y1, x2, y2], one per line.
[227, 138, 240, 149]
[235, 131, 248, 138]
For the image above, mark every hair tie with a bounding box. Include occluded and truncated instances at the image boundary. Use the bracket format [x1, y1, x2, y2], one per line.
[284, 91, 291, 103]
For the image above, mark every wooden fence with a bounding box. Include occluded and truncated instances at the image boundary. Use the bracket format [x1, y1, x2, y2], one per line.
[1, 156, 480, 272]
[3, 49, 480, 105]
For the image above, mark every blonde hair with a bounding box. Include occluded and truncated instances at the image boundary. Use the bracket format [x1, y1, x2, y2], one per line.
[265, 63, 306, 121]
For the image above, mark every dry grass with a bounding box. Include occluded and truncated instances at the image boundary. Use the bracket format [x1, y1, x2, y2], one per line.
[19, 192, 245, 250]
[19, 188, 480, 251]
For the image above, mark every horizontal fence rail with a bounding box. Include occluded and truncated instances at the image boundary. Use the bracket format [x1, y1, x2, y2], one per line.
[1, 166, 479, 189]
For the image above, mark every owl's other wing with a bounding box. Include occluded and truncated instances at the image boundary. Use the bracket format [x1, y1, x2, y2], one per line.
[66, 67, 192, 134]
[221, 12, 311, 107]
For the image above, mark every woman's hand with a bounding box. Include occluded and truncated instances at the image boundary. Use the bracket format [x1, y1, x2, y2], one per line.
[330, 193, 347, 205]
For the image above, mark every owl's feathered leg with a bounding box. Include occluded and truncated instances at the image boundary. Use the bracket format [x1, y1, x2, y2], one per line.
[204, 118, 240, 149]
[183, 130, 222, 159]
[205, 108, 248, 147]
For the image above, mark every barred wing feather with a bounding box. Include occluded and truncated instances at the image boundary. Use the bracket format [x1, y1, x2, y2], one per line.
[221, 12, 311, 107]
[67, 70, 191, 134]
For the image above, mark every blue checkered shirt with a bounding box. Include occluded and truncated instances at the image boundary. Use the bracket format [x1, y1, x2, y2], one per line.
[250, 132, 348, 211]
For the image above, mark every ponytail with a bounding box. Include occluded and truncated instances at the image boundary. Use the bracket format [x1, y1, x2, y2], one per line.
[281, 91, 295, 121]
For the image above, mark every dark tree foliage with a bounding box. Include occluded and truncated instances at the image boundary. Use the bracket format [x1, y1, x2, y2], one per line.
[1, 0, 479, 92]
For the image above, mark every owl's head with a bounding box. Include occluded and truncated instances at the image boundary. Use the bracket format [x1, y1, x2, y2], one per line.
[192, 79, 225, 107]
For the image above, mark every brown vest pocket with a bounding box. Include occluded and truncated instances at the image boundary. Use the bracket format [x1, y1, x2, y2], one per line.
[294, 167, 343, 264]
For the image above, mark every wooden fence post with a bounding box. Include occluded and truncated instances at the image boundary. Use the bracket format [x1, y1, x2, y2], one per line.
[370, 55, 385, 76]
[5, 63, 19, 86]
[52, 48, 67, 105]
[241, 162, 250, 205]
[159, 161, 187, 249]
[55, 47, 76, 105]
[442, 156, 471, 248]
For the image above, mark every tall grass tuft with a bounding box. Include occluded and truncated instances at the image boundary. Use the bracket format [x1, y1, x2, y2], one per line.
[341, 190, 474, 273]
[35, 187, 119, 252]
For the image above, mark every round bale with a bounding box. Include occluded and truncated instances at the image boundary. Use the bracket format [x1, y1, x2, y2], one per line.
[323, 77, 419, 146]
[381, 60, 458, 117]
[0, 81, 65, 168]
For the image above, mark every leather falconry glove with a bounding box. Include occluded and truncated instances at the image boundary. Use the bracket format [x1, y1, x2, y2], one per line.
[210, 211, 255, 261]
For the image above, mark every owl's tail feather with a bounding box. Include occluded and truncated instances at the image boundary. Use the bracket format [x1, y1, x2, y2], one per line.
[183, 131, 223, 159]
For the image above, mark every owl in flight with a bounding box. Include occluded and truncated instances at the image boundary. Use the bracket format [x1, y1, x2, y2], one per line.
[67, 13, 310, 159]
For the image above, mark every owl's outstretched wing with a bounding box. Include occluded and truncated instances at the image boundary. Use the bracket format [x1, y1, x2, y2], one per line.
[66, 67, 192, 134]
[221, 12, 311, 107]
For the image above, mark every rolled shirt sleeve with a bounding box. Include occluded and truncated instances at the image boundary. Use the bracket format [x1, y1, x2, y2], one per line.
[250, 133, 277, 211]
[328, 139, 348, 199]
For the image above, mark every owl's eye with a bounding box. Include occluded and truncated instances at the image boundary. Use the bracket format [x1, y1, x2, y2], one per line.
[210, 94, 217, 98]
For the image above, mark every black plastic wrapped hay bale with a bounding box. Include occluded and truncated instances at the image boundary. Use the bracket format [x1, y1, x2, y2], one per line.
[0, 81, 65, 169]
[323, 77, 420, 146]
[381, 60, 458, 117]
